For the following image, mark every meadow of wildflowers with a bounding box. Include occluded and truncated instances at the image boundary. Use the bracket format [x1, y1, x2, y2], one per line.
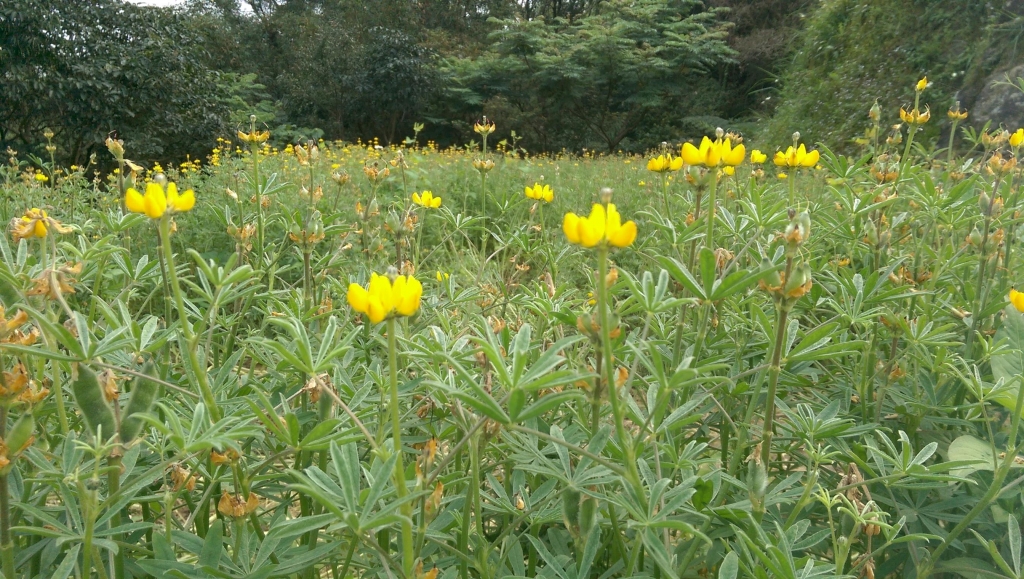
[1, 78, 1024, 579]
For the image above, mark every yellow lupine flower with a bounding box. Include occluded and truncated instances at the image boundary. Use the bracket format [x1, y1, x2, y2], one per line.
[125, 182, 195, 219]
[562, 203, 637, 249]
[680, 137, 745, 168]
[1010, 129, 1024, 148]
[773, 144, 820, 168]
[412, 191, 442, 208]
[1011, 288, 1024, 313]
[899, 106, 931, 125]
[916, 76, 928, 92]
[646, 155, 683, 173]
[750, 150, 767, 164]
[34, 172, 48, 183]
[525, 183, 554, 203]
[347, 272, 422, 324]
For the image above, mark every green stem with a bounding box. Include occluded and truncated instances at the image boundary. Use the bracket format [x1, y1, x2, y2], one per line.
[761, 257, 793, 467]
[596, 245, 644, 499]
[108, 454, 125, 579]
[705, 174, 717, 249]
[159, 216, 222, 422]
[0, 405, 13, 579]
[479, 172, 488, 255]
[661, 174, 673, 222]
[387, 318, 414, 579]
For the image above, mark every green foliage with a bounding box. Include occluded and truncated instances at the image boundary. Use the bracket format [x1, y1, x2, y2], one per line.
[443, 0, 735, 152]
[765, 0, 1013, 149]
[0, 0, 231, 165]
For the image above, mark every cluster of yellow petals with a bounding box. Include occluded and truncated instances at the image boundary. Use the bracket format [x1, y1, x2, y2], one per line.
[750, 150, 767, 164]
[562, 203, 637, 249]
[899, 106, 931, 125]
[681, 136, 745, 168]
[524, 183, 554, 203]
[1010, 129, 1024, 148]
[1011, 288, 1024, 313]
[646, 155, 683, 173]
[773, 144, 820, 168]
[347, 273, 423, 324]
[412, 191, 442, 208]
[126, 182, 195, 219]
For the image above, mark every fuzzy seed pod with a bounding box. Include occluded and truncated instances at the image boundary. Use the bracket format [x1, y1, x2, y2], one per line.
[120, 362, 160, 443]
[72, 365, 117, 441]
[4, 413, 35, 456]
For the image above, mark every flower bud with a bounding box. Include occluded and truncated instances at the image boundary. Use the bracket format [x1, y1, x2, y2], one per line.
[600, 187, 613, 204]
[979, 192, 991, 215]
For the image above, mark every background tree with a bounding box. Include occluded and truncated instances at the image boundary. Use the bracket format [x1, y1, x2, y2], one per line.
[0, 0, 230, 165]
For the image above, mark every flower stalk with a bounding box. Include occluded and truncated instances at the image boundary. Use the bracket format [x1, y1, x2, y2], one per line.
[387, 317, 415, 579]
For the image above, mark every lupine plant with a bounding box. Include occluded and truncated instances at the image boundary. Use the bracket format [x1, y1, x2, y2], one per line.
[0, 78, 1024, 579]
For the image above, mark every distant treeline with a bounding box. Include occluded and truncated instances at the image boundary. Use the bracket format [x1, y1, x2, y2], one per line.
[1, 0, 1017, 166]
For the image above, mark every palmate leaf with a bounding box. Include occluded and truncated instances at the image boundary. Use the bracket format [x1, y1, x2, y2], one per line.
[991, 306, 1024, 413]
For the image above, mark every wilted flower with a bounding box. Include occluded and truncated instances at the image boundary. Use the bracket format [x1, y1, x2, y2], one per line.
[218, 491, 259, 517]
[237, 129, 270, 144]
[10, 208, 71, 241]
[899, 106, 931, 125]
[472, 159, 495, 173]
[473, 117, 496, 136]
[948, 103, 968, 121]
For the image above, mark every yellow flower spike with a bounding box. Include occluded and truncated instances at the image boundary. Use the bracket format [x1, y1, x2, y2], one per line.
[347, 272, 422, 324]
[563, 203, 636, 249]
[773, 144, 820, 168]
[525, 183, 554, 203]
[125, 180, 194, 219]
[1010, 129, 1024, 148]
[412, 191, 442, 208]
[750, 150, 767, 164]
[721, 139, 746, 166]
[1011, 288, 1024, 313]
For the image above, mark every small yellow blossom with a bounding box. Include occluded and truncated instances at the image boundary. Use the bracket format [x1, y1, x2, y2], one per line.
[412, 191, 442, 208]
[562, 203, 637, 249]
[916, 77, 928, 92]
[646, 155, 683, 172]
[34, 172, 47, 183]
[1012, 288, 1024, 313]
[525, 183, 554, 203]
[750, 150, 767, 164]
[773, 144, 819, 168]
[126, 181, 195, 219]
[1010, 129, 1024, 148]
[681, 136, 745, 168]
[347, 272, 423, 324]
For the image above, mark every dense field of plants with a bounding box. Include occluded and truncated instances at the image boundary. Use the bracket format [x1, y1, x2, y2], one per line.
[3, 78, 1024, 579]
